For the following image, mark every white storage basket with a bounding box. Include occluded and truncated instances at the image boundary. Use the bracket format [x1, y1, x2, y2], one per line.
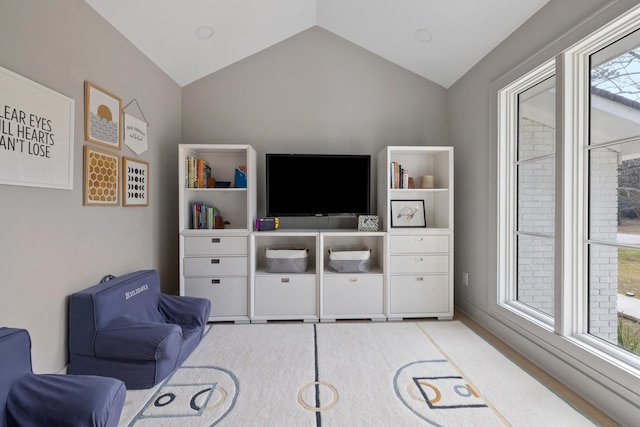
[328, 246, 371, 273]
[265, 246, 309, 273]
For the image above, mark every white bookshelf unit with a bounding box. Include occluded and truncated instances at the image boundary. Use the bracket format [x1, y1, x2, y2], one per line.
[178, 144, 257, 323]
[377, 146, 454, 320]
[179, 144, 453, 323]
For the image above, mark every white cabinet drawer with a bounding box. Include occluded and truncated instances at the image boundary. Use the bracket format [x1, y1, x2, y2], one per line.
[184, 236, 247, 256]
[254, 275, 316, 316]
[323, 275, 383, 315]
[390, 255, 448, 274]
[184, 256, 248, 276]
[184, 277, 248, 317]
[389, 235, 449, 254]
[389, 275, 449, 314]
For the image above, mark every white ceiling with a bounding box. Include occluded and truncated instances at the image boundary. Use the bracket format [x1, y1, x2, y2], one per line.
[85, 0, 550, 88]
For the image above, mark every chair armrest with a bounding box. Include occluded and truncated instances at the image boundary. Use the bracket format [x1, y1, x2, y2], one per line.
[159, 294, 211, 328]
[93, 317, 181, 361]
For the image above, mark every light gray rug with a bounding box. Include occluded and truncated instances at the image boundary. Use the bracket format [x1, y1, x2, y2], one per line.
[119, 321, 595, 426]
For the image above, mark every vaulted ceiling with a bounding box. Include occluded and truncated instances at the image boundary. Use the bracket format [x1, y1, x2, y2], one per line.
[85, 0, 550, 88]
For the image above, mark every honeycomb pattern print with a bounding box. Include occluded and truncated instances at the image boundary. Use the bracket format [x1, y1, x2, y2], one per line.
[84, 146, 119, 205]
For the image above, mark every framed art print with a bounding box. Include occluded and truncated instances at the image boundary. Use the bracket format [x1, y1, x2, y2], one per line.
[84, 81, 122, 150]
[358, 215, 379, 231]
[391, 200, 426, 228]
[122, 157, 149, 207]
[83, 145, 120, 206]
[0, 65, 74, 190]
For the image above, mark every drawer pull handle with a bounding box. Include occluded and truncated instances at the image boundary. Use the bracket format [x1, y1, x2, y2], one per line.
[211, 238, 221, 244]
[349, 278, 357, 282]
[416, 277, 425, 282]
[211, 279, 221, 284]
[281, 278, 290, 283]
[416, 237, 423, 242]
[415, 257, 423, 262]
[211, 259, 220, 264]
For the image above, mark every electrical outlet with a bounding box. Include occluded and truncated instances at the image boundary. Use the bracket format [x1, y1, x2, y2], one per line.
[463, 272, 469, 286]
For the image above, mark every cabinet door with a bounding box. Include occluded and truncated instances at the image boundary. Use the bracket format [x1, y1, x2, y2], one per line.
[389, 275, 449, 314]
[323, 275, 383, 316]
[389, 235, 448, 254]
[390, 255, 448, 274]
[184, 236, 247, 256]
[185, 277, 248, 316]
[254, 275, 316, 316]
[184, 256, 248, 276]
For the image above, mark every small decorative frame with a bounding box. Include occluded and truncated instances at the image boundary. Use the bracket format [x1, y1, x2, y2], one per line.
[84, 81, 122, 150]
[358, 215, 379, 232]
[83, 145, 120, 206]
[122, 157, 149, 207]
[391, 200, 426, 228]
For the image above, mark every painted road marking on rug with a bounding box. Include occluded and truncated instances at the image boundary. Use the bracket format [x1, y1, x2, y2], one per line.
[127, 366, 238, 426]
[411, 323, 510, 426]
[394, 360, 505, 426]
[295, 324, 340, 426]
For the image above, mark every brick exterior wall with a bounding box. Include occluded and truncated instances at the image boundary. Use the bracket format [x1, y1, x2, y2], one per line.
[517, 117, 617, 342]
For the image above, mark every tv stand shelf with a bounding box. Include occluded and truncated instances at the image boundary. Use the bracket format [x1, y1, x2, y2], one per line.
[178, 144, 453, 323]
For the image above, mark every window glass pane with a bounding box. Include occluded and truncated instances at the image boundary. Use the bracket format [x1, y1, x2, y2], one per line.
[589, 30, 640, 357]
[590, 30, 640, 144]
[588, 244, 640, 356]
[517, 234, 554, 316]
[518, 77, 555, 160]
[517, 158, 555, 235]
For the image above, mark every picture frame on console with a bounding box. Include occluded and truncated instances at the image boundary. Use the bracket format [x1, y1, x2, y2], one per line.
[391, 200, 426, 228]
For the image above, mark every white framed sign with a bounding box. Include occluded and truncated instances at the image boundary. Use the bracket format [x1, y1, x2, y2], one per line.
[0, 66, 74, 189]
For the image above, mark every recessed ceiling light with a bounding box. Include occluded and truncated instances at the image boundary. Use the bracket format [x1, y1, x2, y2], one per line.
[195, 25, 214, 39]
[415, 28, 432, 43]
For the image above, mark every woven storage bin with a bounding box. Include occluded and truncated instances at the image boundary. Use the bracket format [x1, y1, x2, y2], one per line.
[328, 246, 371, 273]
[265, 246, 309, 273]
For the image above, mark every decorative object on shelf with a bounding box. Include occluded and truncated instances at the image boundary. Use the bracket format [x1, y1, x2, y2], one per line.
[83, 145, 120, 206]
[234, 165, 247, 188]
[358, 215, 379, 232]
[391, 200, 426, 228]
[84, 81, 122, 150]
[419, 175, 434, 188]
[122, 157, 149, 207]
[122, 98, 148, 155]
[0, 65, 74, 190]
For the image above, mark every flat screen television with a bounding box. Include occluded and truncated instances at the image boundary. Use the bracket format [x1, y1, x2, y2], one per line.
[266, 153, 371, 217]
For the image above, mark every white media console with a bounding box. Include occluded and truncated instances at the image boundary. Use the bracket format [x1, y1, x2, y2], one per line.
[178, 144, 453, 323]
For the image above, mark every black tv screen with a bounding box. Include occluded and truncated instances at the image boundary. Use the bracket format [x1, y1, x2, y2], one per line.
[266, 153, 371, 217]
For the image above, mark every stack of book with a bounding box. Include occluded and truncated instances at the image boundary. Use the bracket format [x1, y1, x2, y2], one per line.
[185, 156, 212, 188]
[390, 162, 409, 189]
[192, 201, 220, 229]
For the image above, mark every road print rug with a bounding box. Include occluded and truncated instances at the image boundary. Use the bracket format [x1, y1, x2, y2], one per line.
[119, 321, 595, 426]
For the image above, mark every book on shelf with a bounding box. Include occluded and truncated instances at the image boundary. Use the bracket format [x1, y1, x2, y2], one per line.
[191, 201, 220, 229]
[390, 162, 407, 189]
[185, 156, 212, 188]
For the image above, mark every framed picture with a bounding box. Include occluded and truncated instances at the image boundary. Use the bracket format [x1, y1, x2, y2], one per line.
[84, 81, 122, 150]
[122, 157, 149, 207]
[83, 145, 120, 206]
[358, 215, 379, 232]
[391, 200, 426, 228]
[0, 65, 74, 189]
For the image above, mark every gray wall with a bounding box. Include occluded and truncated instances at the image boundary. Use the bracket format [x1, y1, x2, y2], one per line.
[0, 0, 181, 373]
[449, 0, 640, 423]
[182, 27, 448, 228]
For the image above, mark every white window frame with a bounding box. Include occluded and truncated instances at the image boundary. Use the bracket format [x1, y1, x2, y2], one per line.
[495, 4, 640, 376]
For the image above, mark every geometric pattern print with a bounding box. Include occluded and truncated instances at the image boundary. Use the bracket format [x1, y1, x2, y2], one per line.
[393, 360, 505, 426]
[127, 366, 238, 426]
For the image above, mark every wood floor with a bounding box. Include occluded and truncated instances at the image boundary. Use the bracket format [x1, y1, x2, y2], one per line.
[454, 309, 620, 427]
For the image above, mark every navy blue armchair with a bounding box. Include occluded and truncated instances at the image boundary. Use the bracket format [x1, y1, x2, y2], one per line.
[0, 327, 125, 427]
[68, 269, 211, 389]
